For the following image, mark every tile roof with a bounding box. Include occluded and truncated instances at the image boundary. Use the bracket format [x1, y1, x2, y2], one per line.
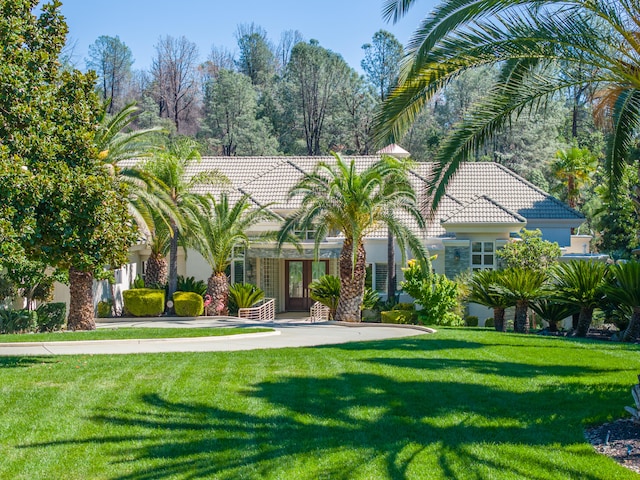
[123, 156, 583, 238]
[442, 195, 527, 225]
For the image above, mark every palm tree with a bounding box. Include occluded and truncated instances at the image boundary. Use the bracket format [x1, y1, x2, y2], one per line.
[551, 143, 598, 210]
[278, 153, 427, 322]
[190, 193, 277, 316]
[550, 260, 608, 337]
[605, 262, 640, 342]
[377, 0, 640, 211]
[531, 298, 579, 333]
[143, 137, 224, 306]
[494, 268, 547, 333]
[467, 269, 509, 332]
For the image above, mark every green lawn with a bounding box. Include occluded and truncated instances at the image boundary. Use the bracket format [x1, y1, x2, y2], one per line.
[1, 329, 639, 479]
[0, 327, 273, 343]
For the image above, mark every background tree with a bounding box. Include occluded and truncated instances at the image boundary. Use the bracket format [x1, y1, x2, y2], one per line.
[497, 229, 561, 272]
[276, 30, 303, 74]
[284, 40, 353, 155]
[278, 153, 427, 322]
[551, 142, 598, 209]
[235, 24, 276, 88]
[202, 69, 278, 155]
[86, 35, 134, 114]
[361, 30, 403, 102]
[151, 35, 200, 134]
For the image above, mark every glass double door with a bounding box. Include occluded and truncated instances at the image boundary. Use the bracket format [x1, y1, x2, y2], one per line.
[285, 260, 328, 311]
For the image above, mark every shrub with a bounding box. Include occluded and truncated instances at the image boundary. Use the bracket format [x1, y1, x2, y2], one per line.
[465, 316, 479, 327]
[36, 303, 66, 332]
[122, 289, 165, 317]
[392, 302, 415, 311]
[229, 283, 265, 309]
[361, 287, 380, 311]
[177, 276, 207, 296]
[309, 275, 341, 320]
[173, 291, 204, 317]
[0, 309, 38, 334]
[485, 318, 495, 328]
[401, 259, 460, 325]
[381, 310, 416, 324]
[132, 275, 145, 289]
[96, 300, 112, 318]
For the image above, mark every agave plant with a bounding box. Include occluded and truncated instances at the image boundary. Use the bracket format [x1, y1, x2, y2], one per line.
[605, 262, 640, 342]
[229, 283, 265, 309]
[550, 260, 608, 337]
[309, 275, 341, 320]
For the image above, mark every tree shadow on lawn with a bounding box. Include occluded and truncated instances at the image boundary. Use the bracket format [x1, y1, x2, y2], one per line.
[0, 356, 57, 368]
[20, 369, 634, 479]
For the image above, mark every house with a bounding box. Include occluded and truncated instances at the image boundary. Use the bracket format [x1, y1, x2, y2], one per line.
[53, 153, 586, 319]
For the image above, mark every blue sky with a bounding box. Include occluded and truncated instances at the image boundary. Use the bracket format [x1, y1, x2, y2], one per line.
[58, 0, 436, 72]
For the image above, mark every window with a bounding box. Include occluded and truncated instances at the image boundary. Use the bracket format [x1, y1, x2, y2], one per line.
[374, 263, 388, 293]
[225, 245, 246, 284]
[293, 229, 318, 241]
[471, 242, 495, 271]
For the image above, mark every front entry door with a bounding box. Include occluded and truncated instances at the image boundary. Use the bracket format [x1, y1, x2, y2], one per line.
[285, 260, 328, 311]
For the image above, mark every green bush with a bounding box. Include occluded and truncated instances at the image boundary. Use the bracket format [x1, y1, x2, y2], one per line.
[465, 316, 479, 327]
[381, 310, 416, 324]
[122, 289, 165, 317]
[36, 303, 66, 332]
[132, 275, 145, 289]
[96, 300, 112, 318]
[0, 309, 38, 334]
[484, 318, 495, 328]
[173, 291, 204, 317]
[362, 287, 380, 311]
[392, 302, 415, 311]
[309, 275, 341, 320]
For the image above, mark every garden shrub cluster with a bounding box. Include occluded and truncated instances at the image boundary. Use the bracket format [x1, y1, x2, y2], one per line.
[173, 291, 204, 317]
[0, 303, 66, 334]
[381, 310, 416, 324]
[123, 289, 165, 317]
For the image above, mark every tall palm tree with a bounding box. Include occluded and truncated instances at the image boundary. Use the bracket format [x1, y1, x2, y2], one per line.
[550, 260, 608, 337]
[377, 0, 640, 211]
[278, 153, 427, 322]
[189, 193, 278, 316]
[551, 143, 598, 210]
[494, 268, 547, 333]
[143, 137, 225, 306]
[467, 269, 509, 332]
[605, 262, 640, 342]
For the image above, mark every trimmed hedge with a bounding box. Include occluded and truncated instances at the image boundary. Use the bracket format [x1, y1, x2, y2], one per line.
[392, 303, 415, 311]
[484, 318, 495, 328]
[96, 300, 112, 318]
[173, 291, 204, 317]
[465, 316, 479, 327]
[36, 303, 66, 332]
[381, 310, 416, 324]
[123, 289, 165, 317]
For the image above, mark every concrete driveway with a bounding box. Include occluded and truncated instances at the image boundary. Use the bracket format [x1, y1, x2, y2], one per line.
[0, 318, 433, 356]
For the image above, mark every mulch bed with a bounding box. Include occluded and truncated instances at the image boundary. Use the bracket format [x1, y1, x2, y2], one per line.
[585, 419, 640, 474]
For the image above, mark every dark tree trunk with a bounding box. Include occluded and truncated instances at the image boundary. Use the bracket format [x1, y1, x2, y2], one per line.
[572, 312, 579, 330]
[387, 230, 396, 305]
[575, 306, 594, 337]
[67, 267, 96, 331]
[623, 308, 640, 342]
[167, 221, 179, 314]
[335, 238, 366, 322]
[494, 307, 506, 332]
[514, 301, 529, 334]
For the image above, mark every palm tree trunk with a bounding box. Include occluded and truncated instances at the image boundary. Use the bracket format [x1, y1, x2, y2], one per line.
[207, 272, 229, 316]
[514, 300, 529, 334]
[335, 238, 366, 322]
[67, 267, 96, 331]
[145, 252, 168, 287]
[494, 307, 506, 332]
[623, 307, 640, 342]
[167, 221, 179, 313]
[575, 306, 594, 337]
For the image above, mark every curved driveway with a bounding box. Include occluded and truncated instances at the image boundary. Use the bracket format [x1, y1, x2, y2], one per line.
[0, 318, 432, 356]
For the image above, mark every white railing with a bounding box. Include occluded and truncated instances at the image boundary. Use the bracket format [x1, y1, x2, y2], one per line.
[309, 302, 330, 322]
[238, 298, 275, 321]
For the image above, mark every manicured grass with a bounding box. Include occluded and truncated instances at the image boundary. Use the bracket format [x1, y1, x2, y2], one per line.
[1, 329, 639, 479]
[0, 327, 273, 343]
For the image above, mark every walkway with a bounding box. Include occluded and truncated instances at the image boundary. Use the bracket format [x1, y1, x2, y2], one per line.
[0, 317, 432, 356]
